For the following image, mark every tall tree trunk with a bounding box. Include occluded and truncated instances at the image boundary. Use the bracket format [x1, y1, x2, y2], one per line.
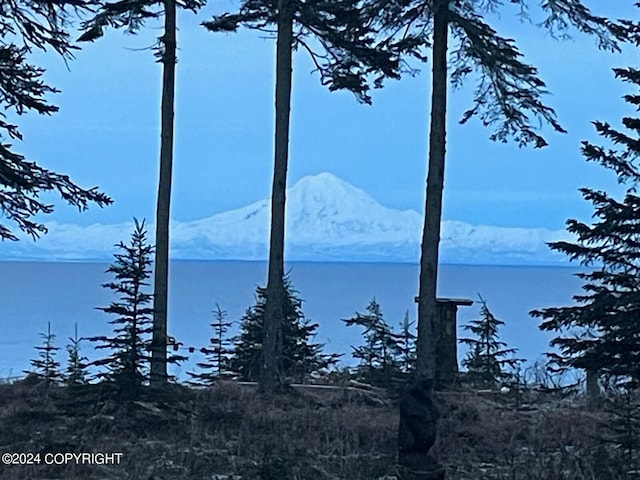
[150, 0, 176, 387]
[259, 0, 294, 394]
[397, 3, 449, 476]
[416, 0, 449, 382]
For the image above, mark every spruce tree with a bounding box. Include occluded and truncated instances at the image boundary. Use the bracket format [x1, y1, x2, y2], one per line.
[204, 0, 419, 394]
[26, 322, 61, 387]
[460, 296, 520, 388]
[0, 1, 111, 241]
[343, 298, 403, 388]
[232, 304, 263, 382]
[397, 310, 417, 375]
[531, 67, 640, 386]
[231, 277, 338, 383]
[89, 219, 154, 396]
[65, 323, 88, 386]
[188, 303, 235, 385]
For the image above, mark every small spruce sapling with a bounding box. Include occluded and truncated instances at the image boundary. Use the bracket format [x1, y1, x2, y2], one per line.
[65, 323, 87, 386]
[188, 303, 234, 385]
[26, 321, 61, 387]
[397, 310, 417, 375]
[459, 295, 521, 388]
[343, 298, 403, 388]
[292, 317, 341, 384]
[89, 219, 154, 396]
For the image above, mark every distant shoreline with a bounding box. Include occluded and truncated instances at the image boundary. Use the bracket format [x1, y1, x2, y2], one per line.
[0, 258, 581, 269]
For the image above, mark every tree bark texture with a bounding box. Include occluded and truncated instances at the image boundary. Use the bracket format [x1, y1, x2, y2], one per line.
[416, 0, 449, 381]
[150, 0, 176, 386]
[260, 0, 294, 394]
[399, 2, 450, 478]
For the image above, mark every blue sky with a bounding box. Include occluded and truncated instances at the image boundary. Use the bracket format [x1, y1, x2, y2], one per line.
[17, 2, 639, 233]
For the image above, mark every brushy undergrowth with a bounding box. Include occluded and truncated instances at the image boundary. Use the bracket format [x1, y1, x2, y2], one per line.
[0, 379, 635, 479]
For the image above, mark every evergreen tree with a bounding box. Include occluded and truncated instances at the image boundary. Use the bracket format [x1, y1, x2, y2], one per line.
[188, 303, 235, 385]
[231, 278, 339, 383]
[343, 298, 403, 387]
[531, 67, 640, 386]
[79, 0, 205, 386]
[0, 1, 111, 241]
[232, 304, 263, 382]
[26, 322, 61, 387]
[65, 323, 88, 386]
[460, 296, 520, 388]
[204, 0, 419, 394]
[397, 310, 417, 375]
[89, 219, 154, 396]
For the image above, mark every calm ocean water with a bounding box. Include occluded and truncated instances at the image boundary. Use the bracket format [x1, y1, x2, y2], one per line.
[0, 261, 584, 380]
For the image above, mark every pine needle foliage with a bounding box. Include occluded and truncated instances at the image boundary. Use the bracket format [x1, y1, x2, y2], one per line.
[397, 310, 417, 375]
[343, 298, 404, 387]
[78, 0, 204, 42]
[202, 0, 422, 105]
[65, 323, 88, 386]
[26, 322, 61, 387]
[188, 303, 235, 385]
[0, 1, 112, 241]
[460, 295, 520, 388]
[381, 0, 623, 148]
[231, 277, 339, 383]
[89, 219, 154, 395]
[531, 67, 640, 386]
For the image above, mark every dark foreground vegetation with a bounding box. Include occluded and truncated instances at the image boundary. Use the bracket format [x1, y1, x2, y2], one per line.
[0, 377, 638, 480]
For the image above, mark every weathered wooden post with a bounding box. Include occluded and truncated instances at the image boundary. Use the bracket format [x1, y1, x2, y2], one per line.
[414, 296, 473, 387]
[586, 367, 600, 407]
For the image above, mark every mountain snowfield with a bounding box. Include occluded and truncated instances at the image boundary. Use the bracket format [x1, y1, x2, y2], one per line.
[1, 173, 571, 264]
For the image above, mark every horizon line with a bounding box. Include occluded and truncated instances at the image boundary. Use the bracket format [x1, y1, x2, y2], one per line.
[0, 257, 581, 269]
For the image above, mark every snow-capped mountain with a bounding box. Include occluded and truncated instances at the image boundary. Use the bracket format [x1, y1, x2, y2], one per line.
[0, 173, 570, 264]
[171, 172, 423, 261]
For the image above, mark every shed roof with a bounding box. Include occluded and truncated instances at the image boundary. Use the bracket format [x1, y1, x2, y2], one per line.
[414, 296, 474, 307]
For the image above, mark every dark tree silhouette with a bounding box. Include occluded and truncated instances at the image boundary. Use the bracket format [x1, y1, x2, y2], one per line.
[188, 303, 235, 385]
[79, 0, 204, 386]
[343, 298, 403, 388]
[460, 296, 520, 388]
[65, 323, 88, 386]
[531, 67, 640, 387]
[231, 277, 339, 384]
[89, 219, 154, 398]
[397, 310, 417, 375]
[0, 1, 111, 241]
[26, 322, 61, 387]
